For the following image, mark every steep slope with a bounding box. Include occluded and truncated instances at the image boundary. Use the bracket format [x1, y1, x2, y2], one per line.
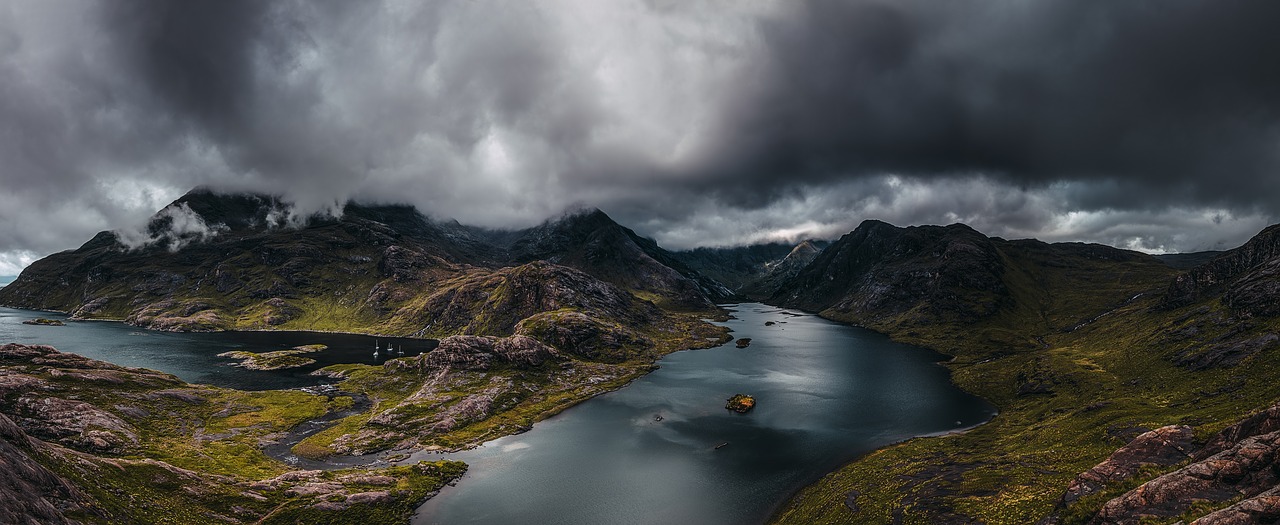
[0, 190, 723, 338]
[737, 240, 825, 299]
[672, 242, 798, 291]
[503, 209, 733, 308]
[0, 411, 101, 525]
[772, 221, 1011, 325]
[774, 221, 1280, 524]
[674, 240, 830, 299]
[1163, 224, 1280, 316]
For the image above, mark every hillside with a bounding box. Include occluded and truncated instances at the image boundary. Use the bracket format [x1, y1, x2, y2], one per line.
[770, 221, 1280, 524]
[673, 239, 829, 299]
[0, 189, 724, 339]
[0, 190, 735, 524]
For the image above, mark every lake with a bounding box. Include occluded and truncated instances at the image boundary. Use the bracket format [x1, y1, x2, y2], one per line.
[411, 303, 993, 525]
[0, 303, 992, 523]
[0, 307, 433, 390]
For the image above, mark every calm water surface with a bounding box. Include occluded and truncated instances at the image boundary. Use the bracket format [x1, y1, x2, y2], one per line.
[412, 303, 993, 525]
[0, 302, 992, 524]
[0, 307, 433, 390]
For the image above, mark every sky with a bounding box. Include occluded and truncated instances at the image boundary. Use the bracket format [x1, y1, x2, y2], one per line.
[2, 0, 1280, 275]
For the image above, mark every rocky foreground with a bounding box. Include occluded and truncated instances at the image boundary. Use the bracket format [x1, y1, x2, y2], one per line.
[0, 342, 466, 524]
[1037, 402, 1280, 524]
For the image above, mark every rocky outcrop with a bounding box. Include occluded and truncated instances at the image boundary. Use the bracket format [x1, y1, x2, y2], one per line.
[514, 310, 648, 363]
[0, 412, 101, 525]
[1091, 430, 1280, 524]
[12, 396, 139, 454]
[739, 240, 825, 299]
[387, 335, 558, 372]
[401, 261, 659, 339]
[1069, 403, 1280, 524]
[1060, 425, 1197, 505]
[1192, 485, 1280, 524]
[1163, 224, 1280, 315]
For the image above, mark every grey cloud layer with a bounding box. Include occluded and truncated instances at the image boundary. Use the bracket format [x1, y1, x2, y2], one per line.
[1, 0, 1278, 274]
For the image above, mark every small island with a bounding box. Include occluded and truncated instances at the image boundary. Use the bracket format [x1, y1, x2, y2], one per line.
[725, 394, 756, 413]
[22, 318, 65, 326]
[735, 338, 752, 348]
[218, 344, 327, 371]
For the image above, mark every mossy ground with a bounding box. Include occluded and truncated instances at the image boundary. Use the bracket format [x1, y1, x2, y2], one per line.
[772, 253, 1280, 524]
[0, 349, 466, 525]
[296, 309, 730, 456]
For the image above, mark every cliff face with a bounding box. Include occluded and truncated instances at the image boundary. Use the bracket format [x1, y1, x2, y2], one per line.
[1163, 224, 1280, 316]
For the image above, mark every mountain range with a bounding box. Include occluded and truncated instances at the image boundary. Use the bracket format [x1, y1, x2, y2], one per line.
[4, 188, 1280, 524]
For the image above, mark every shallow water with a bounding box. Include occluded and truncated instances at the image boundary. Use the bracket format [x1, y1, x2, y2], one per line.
[0, 307, 433, 390]
[412, 303, 993, 525]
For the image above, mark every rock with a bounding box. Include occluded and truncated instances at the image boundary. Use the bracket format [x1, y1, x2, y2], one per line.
[735, 338, 752, 348]
[844, 490, 861, 513]
[1060, 425, 1197, 505]
[336, 474, 396, 486]
[0, 343, 59, 360]
[0, 412, 100, 525]
[21, 318, 65, 326]
[1199, 403, 1280, 459]
[1090, 430, 1280, 524]
[13, 396, 139, 454]
[1192, 485, 1280, 524]
[344, 491, 392, 504]
[217, 345, 326, 370]
[726, 394, 756, 413]
[391, 334, 557, 372]
[515, 310, 648, 363]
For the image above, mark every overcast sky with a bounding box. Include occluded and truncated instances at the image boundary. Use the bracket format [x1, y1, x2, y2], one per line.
[2, 0, 1280, 275]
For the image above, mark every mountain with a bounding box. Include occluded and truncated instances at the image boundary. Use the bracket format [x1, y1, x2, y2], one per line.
[0, 190, 725, 344]
[1154, 250, 1224, 270]
[773, 221, 1280, 524]
[673, 242, 798, 290]
[769, 220, 1159, 337]
[1162, 224, 1280, 316]
[673, 240, 829, 299]
[499, 209, 734, 308]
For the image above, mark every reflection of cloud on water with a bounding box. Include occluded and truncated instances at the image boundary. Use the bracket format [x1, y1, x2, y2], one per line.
[500, 441, 531, 453]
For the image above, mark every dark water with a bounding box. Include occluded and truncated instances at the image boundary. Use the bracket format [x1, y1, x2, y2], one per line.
[0, 307, 434, 390]
[412, 304, 994, 525]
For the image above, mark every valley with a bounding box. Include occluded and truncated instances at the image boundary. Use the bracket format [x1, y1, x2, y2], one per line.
[3, 189, 1280, 524]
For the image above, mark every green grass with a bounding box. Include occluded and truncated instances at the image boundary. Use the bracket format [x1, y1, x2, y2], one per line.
[771, 249, 1280, 524]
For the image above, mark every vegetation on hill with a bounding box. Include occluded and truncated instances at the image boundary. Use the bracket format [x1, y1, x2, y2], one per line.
[768, 221, 1280, 524]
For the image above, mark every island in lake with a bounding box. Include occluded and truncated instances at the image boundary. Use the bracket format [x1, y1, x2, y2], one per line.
[218, 344, 328, 370]
[22, 318, 65, 326]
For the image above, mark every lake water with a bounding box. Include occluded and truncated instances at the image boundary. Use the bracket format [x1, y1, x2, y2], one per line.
[411, 304, 993, 525]
[0, 303, 992, 523]
[0, 307, 434, 390]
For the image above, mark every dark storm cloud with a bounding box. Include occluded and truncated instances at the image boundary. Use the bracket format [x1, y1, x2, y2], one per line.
[1, 0, 1279, 273]
[684, 0, 1280, 210]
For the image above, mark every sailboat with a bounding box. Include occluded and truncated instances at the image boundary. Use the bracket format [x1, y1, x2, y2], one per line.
[373, 339, 380, 358]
